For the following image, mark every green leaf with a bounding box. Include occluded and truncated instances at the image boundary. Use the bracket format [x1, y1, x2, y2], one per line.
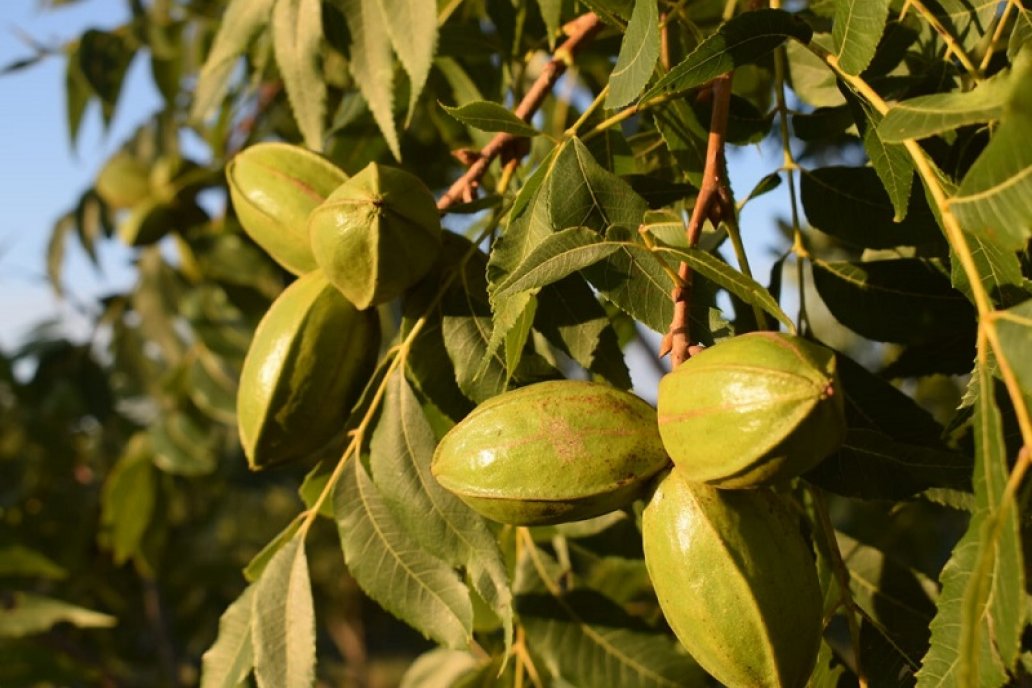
[244, 518, 303, 583]
[200, 585, 256, 688]
[951, 231, 1028, 307]
[65, 43, 93, 148]
[812, 259, 975, 344]
[785, 35, 846, 108]
[806, 428, 971, 500]
[878, 73, 1012, 142]
[443, 249, 512, 403]
[831, 0, 891, 75]
[368, 371, 513, 650]
[503, 294, 536, 378]
[191, 0, 275, 122]
[518, 591, 707, 687]
[375, 0, 436, 121]
[251, 536, 315, 688]
[100, 433, 156, 565]
[493, 227, 620, 300]
[272, 0, 326, 150]
[606, 0, 660, 109]
[583, 230, 673, 333]
[400, 648, 483, 688]
[537, 0, 562, 48]
[338, 0, 401, 159]
[652, 100, 707, 186]
[78, 29, 134, 109]
[0, 545, 66, 580]
[1008, 6, 1032, 60]
[0, 593, 115, 638]
[535, 276, 632, 389]
[857, 103, 914, 221]
[994, 299, 1032, 397]
[547, 138, 647, 234]
[441, 101, 540, 136]
[917, 364, 1024, 687]
[335, 458, 474, 649]
[840, 533, 937, 667]
[949, 51, 1032, 251]
[653, 246, 794, 329]
[800, 167, 940, 248]
[642, 10, 813, 100]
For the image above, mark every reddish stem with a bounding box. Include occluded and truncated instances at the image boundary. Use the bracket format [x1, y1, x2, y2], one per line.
[665, 72, 735, 368]
[437, 13, 603, 210]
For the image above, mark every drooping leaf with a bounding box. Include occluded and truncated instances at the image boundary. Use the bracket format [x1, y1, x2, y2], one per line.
[375, 0, 437, 120]
[78, 29, 134, 113]
[443, 248, 513, 403]
[251, 536, 315, 688]
[800, 167, 941, 248]
[993, 299, 1032, 397]
[878, 72, 1012, 142]
[949, 51, 1032, 250]
[0, 593, 115, 638]
[518, 591, 707, 687]
[916, 364, 1024, 687]
[857, 103, 914, 221]
[441, 101, 540, 136]
[537, 0, 562, 48]
[841, 534, 937, 668]
[831, 0, 891, 75]
[100, 433, 156, 565]
[653, 246, 794, 329]
[191, 0, 275, 122]
[642, 10, 813, 100]
[200, 585, 256, 688]
[272, 0, 326, 150]
[64, 42, 93, 148]
[492, 227, 620, 300]
[368, 371, 513, 650]
[335, 458, 474, 649]
[338, 0, 401, 159]
[606, 0, 660, 109]
[812, 259, 975, 344]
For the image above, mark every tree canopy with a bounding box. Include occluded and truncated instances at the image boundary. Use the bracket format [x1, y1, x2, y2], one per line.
[2, 0, 1031, 686]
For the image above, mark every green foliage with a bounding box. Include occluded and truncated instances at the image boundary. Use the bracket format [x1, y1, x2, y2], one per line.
[5, 0, 1032, 686]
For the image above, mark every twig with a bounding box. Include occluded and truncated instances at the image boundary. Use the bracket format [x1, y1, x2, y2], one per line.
[437, 13, 603, 210]
[662, 73, 734, 368]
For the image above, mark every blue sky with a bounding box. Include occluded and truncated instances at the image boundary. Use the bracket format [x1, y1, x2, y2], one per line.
[0, 0, 155, 349]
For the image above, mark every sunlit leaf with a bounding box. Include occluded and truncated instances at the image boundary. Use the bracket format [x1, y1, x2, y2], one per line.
[993, 299, 1032, 397]
[272, 0, 326, 149]
[375, 0, 437, 120]
[337, 0, 400, 158]
[831, 0, 890, 75]
[606, 0, 660, 109]
[191, 0, 274, 122]
[201, 585, 256, 688]
[878, 72, 1011, 142]
[252, 536, 315, 688]
[335, 458, 474, 649]
[368, 371, 513, 650]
